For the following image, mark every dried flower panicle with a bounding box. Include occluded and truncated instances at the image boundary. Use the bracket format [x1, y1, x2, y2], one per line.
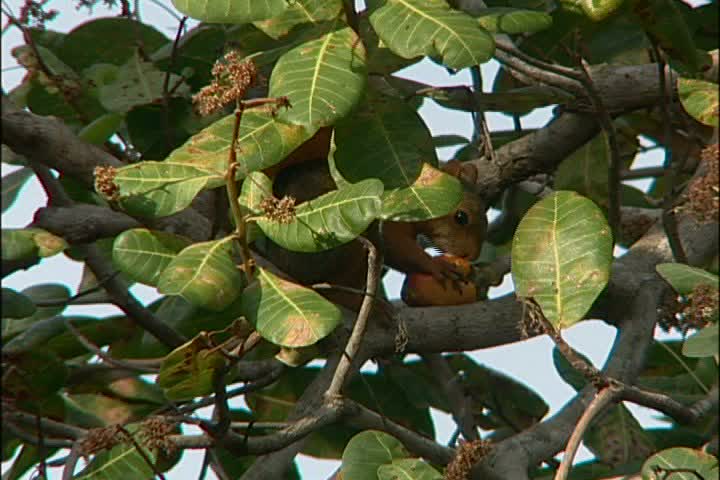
[260, 196, 297, 224]
[193, 51, 258, 116]
[94, 166, 120, 201]
[79, 425, 124, 456]
[683, 143, 719, 223]
[138, 416, 177, 455]
[657, 290, 684, 333]
[444, 439, 492, 480]
[682, 284, 719, 330]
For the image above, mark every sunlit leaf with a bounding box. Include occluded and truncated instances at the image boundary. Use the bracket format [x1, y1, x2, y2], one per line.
[368, 0, 494, 70]
[257, 179, 383, 252]
[341, 430, 409, 480]
[269, 26, 367, 128]
[641, 447, 718, 480]
[656, 263, 718, 295]
[112, 229, 191, 287]
[677, 78, 719, 127]
[512, 192, 613, 329]
[476, 8, 553, 34]
[158, 238, 245, 311]
[378, 458, 443, 480]
[241, 267, 342, 347]
[682, 324, 719, 358]
[172, 0, 289, 24]
[253, 0, 343, 39]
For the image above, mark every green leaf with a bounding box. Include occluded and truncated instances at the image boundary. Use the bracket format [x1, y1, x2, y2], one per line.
[511, 191, 613, 329]
[239, 171, 273, 243]
[341, 430, 409, 480]
[269, 26, 368, 128]
[165, 111, 311, 174]
[581, 0, 624, 21]
[112, 228, 191, 287]
[334, 95, 463, 221]
[78, 112, 125, 145]
[32, 229, 68, 257]
[172, 0, 289, 24]
[112, 161, 223, 218]
[98, 54, 189, 113]
[368, 0, 495, 70]
[256, 179, 383, 252]
[156, 333, 227, 401]
[682, 324, 719, 358]
[378, 458, 443, 480]
[241, 267, 343, 347]
[253, 0, 343, 39]
[677, 78, 719, 127]
[2, 229, 39, 262]
[476, 8, 553, 34]
[656, 264, 718, 295]
[158, 238, 245, 311]
[3, 349, 68, 407]
[584, 403, 656, 466]
[1, 288, 36, 319]
[58, 18, 168, 71]
[641, 447, 718, 480]
[2, 167, 33, 213]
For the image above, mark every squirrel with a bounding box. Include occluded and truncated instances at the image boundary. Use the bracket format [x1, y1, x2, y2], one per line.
[255, 127, 488, 309]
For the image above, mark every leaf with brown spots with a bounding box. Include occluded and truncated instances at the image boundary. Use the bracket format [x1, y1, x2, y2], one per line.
[241, 267, 342, 347]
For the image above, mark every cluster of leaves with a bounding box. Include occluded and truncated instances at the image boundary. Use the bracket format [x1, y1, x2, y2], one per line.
[1, 0, 719, 478]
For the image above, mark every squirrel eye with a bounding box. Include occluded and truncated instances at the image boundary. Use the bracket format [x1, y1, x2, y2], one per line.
[454, 210, 469, 226]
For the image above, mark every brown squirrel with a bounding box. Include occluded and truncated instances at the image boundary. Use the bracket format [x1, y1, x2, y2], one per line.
[256, 128, 487, 309]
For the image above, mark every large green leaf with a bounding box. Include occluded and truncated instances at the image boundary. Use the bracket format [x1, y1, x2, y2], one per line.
[0, 229, 64, 263]
[57, 18, 168, 71]
[98, 55, 189, 113]
[476, 8, 553, 34]
[368, 0, 494, 70]
[269, 26, 368, 128]
[157, 238, 245, 311]
[677, 78, 719, 127]
[581, 0, 624, 21]
[165, 111, 311, 174]
[682, 324, 719, 358]
[1, 288, 36, 319]
[257, 178, 383, 252]
[253, 0, 343, 39]
[656, 263, 719, 295]
[341, 430, 409, 480]
[112, 162, 223, 218]
[641, 447, 718, 480]
[2, 283, 71, 341]
[172, 0, 289, 24]
[112, 229, 191, 287]
[334, 95, 463, 221]
[241, 267, 343, 347]
[378, 459, 443, 480]
[156, 333, 227, 401]
[511, 191, 613, 329]
[2, 167, 33, 213]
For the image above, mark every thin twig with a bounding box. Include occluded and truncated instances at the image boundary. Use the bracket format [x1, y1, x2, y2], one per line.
[63, 318, 158, 373]
[554, 386, 619, 480]
[161, 16, 187, 151]
[651, 41, 688, 264]
[325, 237, 381, 398]
[470, 65, 496, 165]
[34, 272, 120, 307]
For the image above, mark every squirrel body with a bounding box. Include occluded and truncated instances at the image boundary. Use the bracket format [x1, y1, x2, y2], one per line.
[258, 128, 487, 309]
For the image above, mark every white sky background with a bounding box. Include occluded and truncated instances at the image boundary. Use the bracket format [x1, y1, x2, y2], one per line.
[1, 1, 678, 479]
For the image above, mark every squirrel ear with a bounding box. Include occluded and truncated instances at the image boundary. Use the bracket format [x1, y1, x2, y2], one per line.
[442, 160, 478, 185]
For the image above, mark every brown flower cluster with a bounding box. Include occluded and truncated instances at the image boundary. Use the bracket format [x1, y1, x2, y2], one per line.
[682, 284, 719, 330]
[94, 166, 120, 201]
[684, 143, 719, 223]
[79, 425, 124, 456]
[193, 51, 258, 116]
[138, 416, 178, 455]
[444, 439, 492, 480]
[260, 196, 297, 224]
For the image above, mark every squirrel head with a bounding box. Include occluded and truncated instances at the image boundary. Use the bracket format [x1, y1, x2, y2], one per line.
[416, 160, 487, 261]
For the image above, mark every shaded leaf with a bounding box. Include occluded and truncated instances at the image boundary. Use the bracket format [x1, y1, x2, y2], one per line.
[269, 26, 368, 128]
[112, 228, 191, 287]
[2, 284, 71, 340]
[1, 288, 36, 319]
[341, 430, 409, 480]
[368, 0, 494, 70]
[378, 458, 443, 480]
[78, 112, 125, 145]
[512, 191, 613, 329]
[584, 403, 656, 466]
[476, 8, 553, 34]
[656, 263, 718, 295]
[156, 333, 227, 401]
[682, 324, 719, 358]
[677, 78, 719, 127]
[257, 179, 383, 252]
[2, 167, 33, 213]
[641, 447, 718, 480]
[581, 0, 624, 21]
[241, 267, 342, 347]
[158, 238, 245, 311]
